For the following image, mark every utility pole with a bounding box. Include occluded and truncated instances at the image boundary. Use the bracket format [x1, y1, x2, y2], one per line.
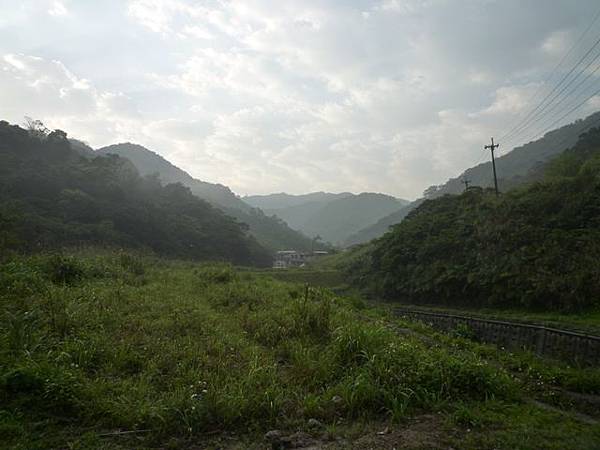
[484, 137, 500, 196]
[462, 177, 471, 192]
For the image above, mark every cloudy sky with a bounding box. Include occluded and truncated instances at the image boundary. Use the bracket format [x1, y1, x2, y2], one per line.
[1, 0, 599, 199]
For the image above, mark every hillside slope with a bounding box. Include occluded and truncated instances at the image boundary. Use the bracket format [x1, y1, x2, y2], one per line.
[345, 127, 600, 311]
[344, 201, 422, 247]
[98, 143, 248, 211]
[244, 192, 353, 231]
[97, 144, 318, 252]
[348, 111, 600, 246]
[0, 121, 271, 266]
[301, 193, 407, 244]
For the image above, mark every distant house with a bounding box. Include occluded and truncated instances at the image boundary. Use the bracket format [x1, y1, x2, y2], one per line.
[273, 250, 329, 268]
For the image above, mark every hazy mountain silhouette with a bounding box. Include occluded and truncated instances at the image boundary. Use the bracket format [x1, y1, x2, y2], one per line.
[247, 192, 408, 245]
[95, 143, 319, 252]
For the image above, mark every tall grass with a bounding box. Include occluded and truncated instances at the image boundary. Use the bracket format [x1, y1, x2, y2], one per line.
[0, 251, 596, 449]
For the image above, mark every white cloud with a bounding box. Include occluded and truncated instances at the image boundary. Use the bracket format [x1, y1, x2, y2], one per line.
[1, 0, 598, 198]
[541, 30, 571, 55]
[48, 1, 69, 17]
[0, 53, 142, 146]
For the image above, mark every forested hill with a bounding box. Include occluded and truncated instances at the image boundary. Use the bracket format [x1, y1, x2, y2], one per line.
[425, 111, 600, 197]
[0, 121, 271, 266]
[245, 192, 408, 245]
[344, 126, 600, 311]
[98, 144, 249, 211]
[343, 200, 422, 247]
[346, 111, 600, 246]
[300, 193, 407, 245]
[97, 144, 319, 252]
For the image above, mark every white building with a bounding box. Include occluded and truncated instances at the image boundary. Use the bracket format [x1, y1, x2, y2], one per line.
[273, 250, 328, 268]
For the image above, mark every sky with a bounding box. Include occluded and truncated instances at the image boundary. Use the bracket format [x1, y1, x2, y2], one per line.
[1, 0, 599, 199]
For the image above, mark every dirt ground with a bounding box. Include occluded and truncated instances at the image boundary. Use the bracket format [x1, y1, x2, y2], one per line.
[174, 414, 461, 450]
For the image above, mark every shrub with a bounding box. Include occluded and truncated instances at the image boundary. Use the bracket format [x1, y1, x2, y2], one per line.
[1, 363, 83, 416]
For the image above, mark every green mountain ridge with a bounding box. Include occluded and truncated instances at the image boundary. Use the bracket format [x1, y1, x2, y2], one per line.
[301, 193, 407, 245]
[0, 121, 271, 266]
[346, 111, 600, 247]
[98, 143, 250, 211]
[96, 143, 320, 252]
[343, 126, 600, 311]
[343, 200, 423, 247]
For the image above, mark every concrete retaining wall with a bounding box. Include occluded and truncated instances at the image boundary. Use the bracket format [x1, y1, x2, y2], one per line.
[395, 308, 600, 366]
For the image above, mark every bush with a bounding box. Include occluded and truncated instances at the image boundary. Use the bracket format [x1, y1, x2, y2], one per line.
[1, 363, 83, 416]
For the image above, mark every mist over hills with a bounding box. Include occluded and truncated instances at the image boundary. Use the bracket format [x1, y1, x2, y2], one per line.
[245, 192, 409, 245]
[0, 121, 271, 266]
[98, 144, 249, 211]
[244, 192, 353, 211]
[95, 143, 320, 252]
[346, 112, 600, 247]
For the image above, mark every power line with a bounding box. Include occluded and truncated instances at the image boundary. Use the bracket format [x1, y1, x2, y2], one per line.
[503, 49, 600, 147]
[472, 147, 489, 166]
[508, 71, 600, 149]
[528, 85, 600, 143]
[497, 5, 600, 141]
[553, 113, 600, 150]
[502, 33, 600, 144]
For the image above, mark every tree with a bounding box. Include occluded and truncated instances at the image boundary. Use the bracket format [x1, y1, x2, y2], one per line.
[23, 116, 49, 140]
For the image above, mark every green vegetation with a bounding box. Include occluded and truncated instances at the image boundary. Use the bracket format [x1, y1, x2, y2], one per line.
[392, 304, 600, 336]
[345, 127, 600, 312]
[2, 251, 600, 449]
[343, 200, 422, 247]
[348, 111, 600, 246]
[253, 268, 348, 289]
[97, 143, 323, 253]
[0, 121, 270, 266]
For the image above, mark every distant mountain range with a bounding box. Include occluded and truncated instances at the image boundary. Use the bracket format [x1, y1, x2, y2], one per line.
[75, 142, 411, 249]
[346, 111, 600, 246]
[245, 192, 409, 245]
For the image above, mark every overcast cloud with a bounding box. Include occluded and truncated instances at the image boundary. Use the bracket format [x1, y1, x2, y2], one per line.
[1, 0, 599, 198]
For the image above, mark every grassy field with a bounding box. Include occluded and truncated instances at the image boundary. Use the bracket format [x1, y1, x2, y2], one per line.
[250, 268, 348, 289]
[1, 252, 600, 449]
[258, 266, 600, 335]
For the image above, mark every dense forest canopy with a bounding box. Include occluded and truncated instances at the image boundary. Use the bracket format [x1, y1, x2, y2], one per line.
[344, 127, 600, 311]
[0, 121, 271, 266]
